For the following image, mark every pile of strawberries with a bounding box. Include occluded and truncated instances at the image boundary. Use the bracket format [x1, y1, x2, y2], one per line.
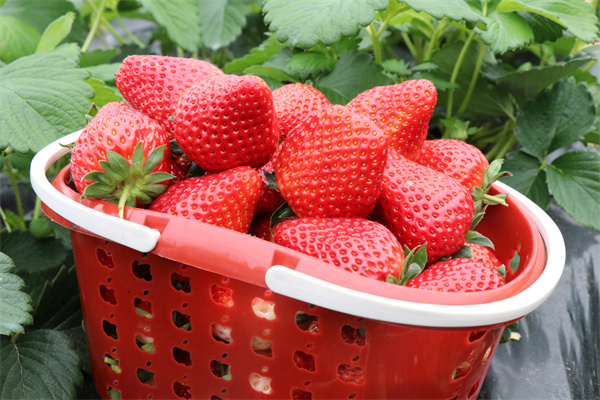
[70, 55, 509, 293]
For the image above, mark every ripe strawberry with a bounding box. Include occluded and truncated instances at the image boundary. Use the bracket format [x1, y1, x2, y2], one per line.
[377, 151, 474, 264]
[116, 55, 223, 137]
[173, 74, 279, 172]
[274, 104, 388, 218]
[248, 213, 293, 242]
[274, 217, 404, 281]
[148, 166, 261, 233]
[347, 79, 437, 160]
[70, 102, 173, 217]
[272, 82, 331, 140]
[406, 257, 505, 292]
[414, 139, 489, 191]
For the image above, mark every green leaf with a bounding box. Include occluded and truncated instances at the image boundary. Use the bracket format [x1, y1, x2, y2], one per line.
[270, 202, 296, 227]
[78, 48, 120, 67]
[515, 78, 597, 159]
[518, 11, 564, 43]
[485, 56, 593, 102]
[287, 52, 337, 81]
[547, 150, 600, 231]
[31, 266, 81, 330]
[480, 11, 534, 53]
[316, 51, 391, 104]
[400, 0, 482, 23]
[86, 78, 122, 108]
[0, 230, 69, 274]
[222, 35, 284, 74]
[197, 0, 249, 50]
[0, 329, 83, 398]
[0, 0, 79, 33]
[0, 16, 41, 64]
[0, 53, 93, 153]
[465, 230, 495, 249]
[83, 62, 121, 83]
[139, 0, 202, 51]
[263, 0, 388, 49]
[0, 253, 33, 336]
[29, 216, 55, 239]
[35, 11, 75, 53]
[501, 150, 551, 209]
[496, 0, 599, 43]
[510, 248, 521, 273]
[243, 65, 298, 83]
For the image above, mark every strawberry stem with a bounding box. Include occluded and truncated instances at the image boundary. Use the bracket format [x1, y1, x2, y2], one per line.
[117, 184, 131, 219]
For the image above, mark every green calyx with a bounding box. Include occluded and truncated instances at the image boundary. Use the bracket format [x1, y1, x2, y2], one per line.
[387, 244, 428, 286]
[81, 142, 174, 218]
[471, 159, 511, 229]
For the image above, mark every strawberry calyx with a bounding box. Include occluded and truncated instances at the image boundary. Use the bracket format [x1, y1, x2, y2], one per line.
[81, 142, 174, 218]
[471, 159, 512, 229]
[386, 244, 427, 286]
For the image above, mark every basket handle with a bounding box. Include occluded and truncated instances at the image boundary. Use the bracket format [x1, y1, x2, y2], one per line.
[30, 131, 161, 253]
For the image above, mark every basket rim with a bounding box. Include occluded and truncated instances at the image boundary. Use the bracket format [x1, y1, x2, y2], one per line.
[31, 131, 566, 328]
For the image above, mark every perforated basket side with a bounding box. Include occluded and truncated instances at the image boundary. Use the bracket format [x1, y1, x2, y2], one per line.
[73, 231, 505, 400]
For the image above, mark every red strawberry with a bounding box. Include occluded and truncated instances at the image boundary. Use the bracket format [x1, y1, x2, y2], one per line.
[377, 151, 474, 264]
[70, 102, 173, 217]
[248, 213, 293, 242]
[272, 83, 331, 140]
[414, 139, 489, 191]
[274, 217, 404, 281]
[274, 104, 388, 218]
[173, 74, 279, 172]
[406, 257, 505, 292]
[148, 166, 261, 233]
[116, 55, 223, 137]
[347, 79, 437, 160]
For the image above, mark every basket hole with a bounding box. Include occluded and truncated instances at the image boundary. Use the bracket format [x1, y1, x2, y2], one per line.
[452, 360, 473, 380]
[210, 360, 232, 380]
[171, 273, 191, 293]
[173, 381, 192, 399]
[252, 297, 276, 320]
[251, 337, 273, 357]
[292, 388, 312, 399]
[341, 325, 367, 346]
[482, 345, 494, 364]
[172, 310, 192, 331]
[468, 330, 486, 342]
[99, 285, 117, 305]
[249, 373, 272, 394]
[137, 368, 156, 387]
[134, 298, 153, 318]
[210, 396, 223, 400]
[173, 347, 192, 366]
[212, 323, 232, 344]
[102, 320, 118, 340]
[337, 364, 364, 385]
[108, 387, 121, 400]
[104, 354, 121, 373]
[468, 380, 480, 398]
[293, 350, 316, 372]
[132, 260, 152, 281]
[97, 248, 114, 268]
[211, 285, 234, 307]
[349, 394, 357, 399]
[295, 312, 319, 334]
[135, 334, 155, 353]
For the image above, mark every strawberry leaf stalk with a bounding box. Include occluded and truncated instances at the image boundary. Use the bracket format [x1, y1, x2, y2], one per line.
[82, 143, 173, 218]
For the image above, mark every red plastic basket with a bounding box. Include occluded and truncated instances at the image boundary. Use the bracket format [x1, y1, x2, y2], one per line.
[31, 131, 565, 400]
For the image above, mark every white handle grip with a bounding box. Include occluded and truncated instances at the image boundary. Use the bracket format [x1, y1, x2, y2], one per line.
[30, 130, 161, 253]
[266, 182, 566, 327]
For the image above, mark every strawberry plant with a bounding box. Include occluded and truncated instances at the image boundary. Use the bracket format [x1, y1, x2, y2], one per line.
[0, 0, 598, 398]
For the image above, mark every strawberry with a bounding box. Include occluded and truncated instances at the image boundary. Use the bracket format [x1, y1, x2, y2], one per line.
[272, 82, 331, 140]
[248, 213, 293, 242]
[347, 79, 437, 160]
[414, 139, 489, 191]
[377, 151, 474, 264]
[70, 102, 173, 217]
[173, 74, 279, 172]
[274, 217, 404, 281]
[148, 166, 261, 233]
[274, 104, 388, 218]
[406, 257, 505, 292]
[116, 55, 223, 137]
